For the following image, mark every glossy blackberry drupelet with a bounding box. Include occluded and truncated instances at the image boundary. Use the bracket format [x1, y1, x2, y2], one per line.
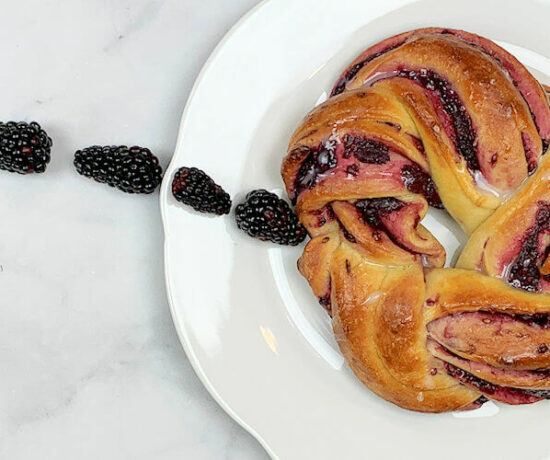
[235, 189, 307, 245]
[0, 121, 52, 174]
[171, 167, 231, 215]
[74, 145, 162, 194]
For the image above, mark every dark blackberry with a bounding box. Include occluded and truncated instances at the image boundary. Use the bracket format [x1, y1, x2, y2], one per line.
[74, 145, 162, 194]
[171, 167, 231, 215]
[0, 121, 52, 174]
[235, 189, 306, 246]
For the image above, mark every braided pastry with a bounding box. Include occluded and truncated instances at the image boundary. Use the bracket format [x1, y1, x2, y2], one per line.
[281, 28, 550, 412]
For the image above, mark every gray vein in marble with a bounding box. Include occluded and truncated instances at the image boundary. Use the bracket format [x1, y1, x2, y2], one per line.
[1, 0, 267, 458]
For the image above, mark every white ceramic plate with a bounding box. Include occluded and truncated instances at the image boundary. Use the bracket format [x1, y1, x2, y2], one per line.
[161, 1, 550, 458]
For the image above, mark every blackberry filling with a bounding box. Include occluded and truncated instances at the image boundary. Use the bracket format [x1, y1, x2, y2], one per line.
[318, 293, 332, 315]
[512, 312, 550, 328]
[341, 224, 357, 243]
[543, 139, 549, 154]
[401, 164, 443, 208]
[521, 132, 538, 174]
[407, 134, 425, 154]
[354, 197, 433, 255]
[294, 140, 338, 200]
[342, 134, 389, 164]
[395, 69, 478, 172]
[331, 43, 403, 96]
[441, 28, 550, 144]
[378, 121, 402, 131]
[445, 362, 550, 403]
[343, 134, 442, 208]
[472, 396, 489, 406]
[355, 197, 405, 229]
[507, 202, 550, 292]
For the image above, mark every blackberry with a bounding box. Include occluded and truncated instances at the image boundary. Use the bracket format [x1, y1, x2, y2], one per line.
[235, 189, 307, 246]
[171, 167, 231, 215]
[74, 145, 162, 194]
[0, 121, 52, 174]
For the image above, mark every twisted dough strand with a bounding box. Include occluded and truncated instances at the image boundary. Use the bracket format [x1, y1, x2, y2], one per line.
[282, 28, 550, 412]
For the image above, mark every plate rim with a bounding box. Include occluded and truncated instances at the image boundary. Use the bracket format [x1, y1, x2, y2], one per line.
[159, 1, 550, 458]
[159, 0, 277, 457]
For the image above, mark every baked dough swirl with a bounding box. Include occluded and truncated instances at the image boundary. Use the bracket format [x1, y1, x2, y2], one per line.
[281, 28, 550, 412]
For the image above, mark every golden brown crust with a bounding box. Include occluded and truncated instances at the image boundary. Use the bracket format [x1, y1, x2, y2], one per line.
[347, 34, 540, 189]
[282, 28, 550, 412]
[298, 232, 340, 302]
[331, 249, 478, 412]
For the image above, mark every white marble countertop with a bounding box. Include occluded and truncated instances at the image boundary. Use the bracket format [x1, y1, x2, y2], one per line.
[0, 0, 267, 458]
